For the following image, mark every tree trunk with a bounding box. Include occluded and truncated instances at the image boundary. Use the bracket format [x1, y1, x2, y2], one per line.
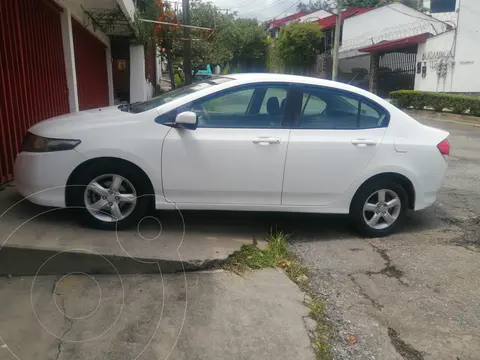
[167, 50, 175, 90]
[369, 53, 379, 95]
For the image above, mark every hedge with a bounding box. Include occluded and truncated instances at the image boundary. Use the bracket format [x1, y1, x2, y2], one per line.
[390, 90, 480, 116]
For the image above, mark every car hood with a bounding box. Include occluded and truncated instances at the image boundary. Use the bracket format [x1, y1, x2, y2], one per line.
[29, 106, 139, 138]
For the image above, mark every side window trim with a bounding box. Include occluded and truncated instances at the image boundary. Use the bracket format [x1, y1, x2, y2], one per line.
[155, 82, 293, 129]
[302, 94, 311, 114]
[356, 100, 361, 129]
[291, 84, 390, 130]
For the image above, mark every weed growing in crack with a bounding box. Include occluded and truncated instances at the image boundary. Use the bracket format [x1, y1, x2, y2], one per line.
[221, 231, 290, 273]
[308, 299, 331, 360]
[221, 231, 332, 360]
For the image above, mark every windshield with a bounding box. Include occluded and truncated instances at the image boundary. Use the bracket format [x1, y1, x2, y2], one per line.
[125, 77, 233, 114]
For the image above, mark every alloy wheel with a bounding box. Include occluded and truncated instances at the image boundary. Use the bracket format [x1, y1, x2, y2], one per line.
[362, 189, 401, 230]
[84, 174, 137, 223]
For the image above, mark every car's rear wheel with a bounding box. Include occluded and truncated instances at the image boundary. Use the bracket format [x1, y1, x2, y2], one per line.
[70, 162, 151, 230]
[350, 180, 408, 237]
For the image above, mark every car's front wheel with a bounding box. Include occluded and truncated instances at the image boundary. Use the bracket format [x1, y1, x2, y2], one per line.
[350, 180, 408, 237]
[70, 162, 151, 230]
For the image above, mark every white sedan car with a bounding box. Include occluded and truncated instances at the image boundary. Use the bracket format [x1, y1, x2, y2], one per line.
[14, 74, 449, 237]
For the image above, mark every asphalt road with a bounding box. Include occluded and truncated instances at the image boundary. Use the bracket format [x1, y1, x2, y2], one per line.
[290, 117, 480, 360]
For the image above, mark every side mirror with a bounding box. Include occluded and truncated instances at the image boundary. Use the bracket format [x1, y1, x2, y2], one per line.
[175, 111, 198, 130]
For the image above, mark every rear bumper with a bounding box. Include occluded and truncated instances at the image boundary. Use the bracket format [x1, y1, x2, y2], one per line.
[14, 150, 86, 208]
[414, 160, 448, 211]
[414, 191, 439, 211]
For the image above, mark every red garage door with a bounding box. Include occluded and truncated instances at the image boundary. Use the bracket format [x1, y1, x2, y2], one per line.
[72, 19, 109, 111]
[0, 0, 69, 184]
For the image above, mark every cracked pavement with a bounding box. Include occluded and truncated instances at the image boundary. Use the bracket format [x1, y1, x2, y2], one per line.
[290, 117, 480, 360]
[0, 270, 315, 360]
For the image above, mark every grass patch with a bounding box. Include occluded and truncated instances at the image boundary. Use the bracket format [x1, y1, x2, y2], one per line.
[221, 231, 290, 274]
[309, 299, 331, 360]
[221, 231, 332, 360]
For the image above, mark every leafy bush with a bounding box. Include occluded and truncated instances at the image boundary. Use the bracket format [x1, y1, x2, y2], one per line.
[390, 90, 480, 116]
[265, 40, 284, 73]
[174, 73, 183, 87]
[276, 22, 323, 75]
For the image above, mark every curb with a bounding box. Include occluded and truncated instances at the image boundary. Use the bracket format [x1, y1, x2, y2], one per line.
[0, 246, 222, 276]
[405, 109, 480, 126]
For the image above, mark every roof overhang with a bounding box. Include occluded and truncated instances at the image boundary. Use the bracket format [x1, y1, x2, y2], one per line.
[81, 0, 135, 37]
[359, 33, 431, 53]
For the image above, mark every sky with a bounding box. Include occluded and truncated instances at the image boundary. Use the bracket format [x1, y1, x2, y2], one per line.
[208, 0, 433, 22]
[209, 0, 305, 21]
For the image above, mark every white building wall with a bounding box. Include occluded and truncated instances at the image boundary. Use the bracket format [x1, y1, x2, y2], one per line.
[130, 45, 148, 103]
[54, 0, 112, 46]
[106, 47, 115, 105]
[54, 0, 136, 108]
[414, 30, 455, 92]
[117, 0, 136, 22]
[298, 9, 332, 22]
[450, 0, 480, 93]
[415, 0, 480, 93]
[340, 3, 450, 58]
[60, 9, 79, 112]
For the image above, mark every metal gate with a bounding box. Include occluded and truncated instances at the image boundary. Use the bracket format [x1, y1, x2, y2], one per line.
[377, 52, 417, 97]
[72, 19, 109, 111]
[0, 0, 69, 184]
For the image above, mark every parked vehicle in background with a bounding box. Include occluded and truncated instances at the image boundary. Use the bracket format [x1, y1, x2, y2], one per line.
[14, 74, 450, 237]
[194, 64, 213, 75]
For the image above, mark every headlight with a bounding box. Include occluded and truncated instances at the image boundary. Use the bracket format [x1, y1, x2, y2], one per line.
[21, 132, 81, 153]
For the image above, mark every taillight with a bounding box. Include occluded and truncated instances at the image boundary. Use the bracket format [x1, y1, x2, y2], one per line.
[437, 139, 450, 156]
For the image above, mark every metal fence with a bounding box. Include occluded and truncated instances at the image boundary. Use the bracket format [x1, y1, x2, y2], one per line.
[377, 52, 417, 97]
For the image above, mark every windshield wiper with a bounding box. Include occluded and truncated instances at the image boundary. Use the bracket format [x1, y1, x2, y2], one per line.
[118, 102, 141, 113]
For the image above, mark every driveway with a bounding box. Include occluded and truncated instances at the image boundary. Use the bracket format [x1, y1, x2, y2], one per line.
[290, 116, 480, 360]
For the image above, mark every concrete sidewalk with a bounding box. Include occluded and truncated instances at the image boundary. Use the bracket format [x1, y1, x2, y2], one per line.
[0, 269, 315, 360]
[0, 185, 268, 275]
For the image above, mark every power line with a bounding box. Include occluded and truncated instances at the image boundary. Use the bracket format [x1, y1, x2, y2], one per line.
[243, 0, 292, 17]
[242, 0, 294, 18]
[230, 0, 257, 9]
[388, 5, 451, 26]
[270, 0, 302, 20]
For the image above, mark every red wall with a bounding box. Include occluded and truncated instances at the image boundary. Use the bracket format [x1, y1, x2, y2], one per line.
[72, 19, 109, 111]
[0, 0, 69, 184]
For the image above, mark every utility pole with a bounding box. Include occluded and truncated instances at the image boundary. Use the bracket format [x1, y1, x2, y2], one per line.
[332, 0, 342, 81]
[183, 0, 192, 85]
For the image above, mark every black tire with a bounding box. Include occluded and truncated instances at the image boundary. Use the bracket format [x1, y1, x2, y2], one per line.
[69, 161, 152, 230]
[350, 179, 408, 238]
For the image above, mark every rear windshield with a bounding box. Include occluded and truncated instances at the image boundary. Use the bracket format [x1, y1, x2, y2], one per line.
[124, 77, 233, 114]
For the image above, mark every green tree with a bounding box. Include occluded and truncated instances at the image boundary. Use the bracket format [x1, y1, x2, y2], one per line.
[173, 1, 268, 74]
[297, 1, 334, 12]
[342, 0, 424, 10]
[229, 19, 269, 71]
[276, 22, 324, 74]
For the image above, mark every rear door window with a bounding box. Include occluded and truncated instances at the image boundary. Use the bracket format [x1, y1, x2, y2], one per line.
[297, 86, 388, 129]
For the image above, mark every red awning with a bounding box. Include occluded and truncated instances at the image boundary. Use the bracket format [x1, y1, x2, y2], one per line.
[317, 7, 373, 30]
[268, 11, 308, 28]
[359, 33, 431, 53]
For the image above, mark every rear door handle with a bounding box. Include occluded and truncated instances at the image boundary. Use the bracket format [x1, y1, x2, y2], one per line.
[351, 138, 377, 147]
[252, 137, 281, 146]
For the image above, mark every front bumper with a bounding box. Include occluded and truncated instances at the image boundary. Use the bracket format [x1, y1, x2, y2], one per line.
[14, 150, 86, 208]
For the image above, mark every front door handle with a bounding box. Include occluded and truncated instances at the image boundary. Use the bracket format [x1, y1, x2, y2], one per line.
[351, 138, 377, 147]
[252, 137, 281, 146]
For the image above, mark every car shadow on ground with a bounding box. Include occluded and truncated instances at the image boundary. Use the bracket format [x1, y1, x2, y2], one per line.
[1, 186, 447, 244]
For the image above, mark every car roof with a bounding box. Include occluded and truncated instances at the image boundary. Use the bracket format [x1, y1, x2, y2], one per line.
[227, 73, 381, 103]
